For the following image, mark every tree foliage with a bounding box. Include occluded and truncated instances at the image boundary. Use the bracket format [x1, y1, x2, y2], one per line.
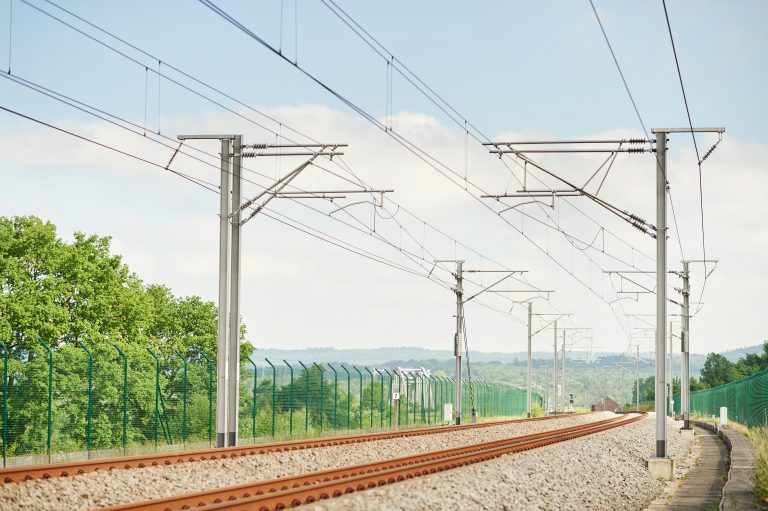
[700, 353, 743, 388]
[0, 216, 252, 455]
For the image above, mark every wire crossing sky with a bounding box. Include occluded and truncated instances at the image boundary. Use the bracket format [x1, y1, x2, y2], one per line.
[0, 0, 765, 356]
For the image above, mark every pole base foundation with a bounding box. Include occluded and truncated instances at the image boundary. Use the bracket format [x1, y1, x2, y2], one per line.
[680, 428, 695, 439]
[647, 457, 675, 481]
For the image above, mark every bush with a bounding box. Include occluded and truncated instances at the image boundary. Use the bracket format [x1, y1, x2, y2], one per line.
[746, 426, 768, 504]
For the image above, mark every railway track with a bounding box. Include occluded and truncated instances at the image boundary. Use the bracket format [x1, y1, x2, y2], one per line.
[0, 413, 582, 483]
[104, 412, 646, 511]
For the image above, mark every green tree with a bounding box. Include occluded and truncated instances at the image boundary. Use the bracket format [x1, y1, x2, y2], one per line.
[631, 375, 655, 403]
[0, 215, 252, 455]
[735, 342, 768, 377]
[690, 377, 707, 391]
[700, 353, 742, 388]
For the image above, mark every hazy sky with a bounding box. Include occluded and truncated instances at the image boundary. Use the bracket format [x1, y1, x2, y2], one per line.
[1, 1, 766, 356]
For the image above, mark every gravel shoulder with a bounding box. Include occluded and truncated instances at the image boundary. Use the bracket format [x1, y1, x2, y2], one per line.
[302, 413, 695, 511]
[0, 412, 614, 510]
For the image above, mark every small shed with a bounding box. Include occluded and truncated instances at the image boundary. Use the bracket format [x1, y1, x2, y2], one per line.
[591, 396, 620, 412]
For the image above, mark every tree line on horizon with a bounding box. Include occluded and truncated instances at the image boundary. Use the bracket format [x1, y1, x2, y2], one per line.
[632, 343, 768, 402]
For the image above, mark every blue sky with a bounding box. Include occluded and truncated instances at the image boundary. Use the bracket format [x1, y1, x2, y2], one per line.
[3, 1, 766, 140]
[0, 0, 766, 356]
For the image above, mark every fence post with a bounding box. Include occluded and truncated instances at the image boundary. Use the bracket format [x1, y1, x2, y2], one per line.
[174, 350, 188, 445]
[313, 363, 324, 435]
[430, 376, 436, 424]
[414, 372, 421, 424]
[0, 341, 8, 467]
[499, 383, 504, 416]
[420, 373, 427, 424]
[413, 373, 424, 424]
[200, 353, 214, 446]
[246, 356, 258, 443]
[298, 361, 310, 436]
[474, 380, 480, 417]
[147, 347, 160, 449]
[365, 367, 374, 429]
[383, 369, 393, 428]
[265, 359, 277, 438]
[328, 364, 338, 431]
[283, 360, 294, 437]
[411, 373, 417, 424]
[37, 338, 53, 462]
[378, 369, 384, 429]
[487, 381, 493, 417]
[76, 340, 93, 458]
[340, 364, 351, 432]
[112, 344, 128, 452]
[353, 366, 363, 430]
[424, 374, 431, 425]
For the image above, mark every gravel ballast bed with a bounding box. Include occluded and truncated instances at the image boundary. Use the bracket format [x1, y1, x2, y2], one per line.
[0, 413, 614, 510]
[302, 413, 694, 511]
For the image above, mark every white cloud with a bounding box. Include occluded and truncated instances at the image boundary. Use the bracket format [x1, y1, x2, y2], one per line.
[1, 105, 765, 356]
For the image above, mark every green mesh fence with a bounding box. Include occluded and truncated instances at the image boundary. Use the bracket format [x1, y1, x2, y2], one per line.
[672, 368, 768, 428]
[0, 344, 540, 467]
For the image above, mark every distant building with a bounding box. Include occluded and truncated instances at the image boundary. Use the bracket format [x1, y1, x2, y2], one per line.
[591, 396, 620, 412]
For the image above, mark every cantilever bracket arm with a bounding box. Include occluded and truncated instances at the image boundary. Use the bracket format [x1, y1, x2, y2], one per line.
[236, 159, 315, 225]
[462, 271, 528, 304]
[530, 314, 570, 337]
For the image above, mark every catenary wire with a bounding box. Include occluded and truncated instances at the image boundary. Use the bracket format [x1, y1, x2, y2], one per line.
[21, 0, 588, 329]
[197, 0, 653, 330]
[661, 0, 711, 313]
[21, 0, 552, 303]
[588, 0, 689, 264]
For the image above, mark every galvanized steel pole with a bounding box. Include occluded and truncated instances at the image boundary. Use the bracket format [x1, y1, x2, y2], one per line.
[682, 261, 691, 429]
[636, 345, 640, 412]
[553, 320, 558, 414]
[527, 302, 532, 417]
[227, 135, 242, 447]
[668, 321, 673, 417]
[561, 330, 566, 412]
[621, 353, 625, 412]
[217, 138, 232, 448]
[651, 127, 723, 435]
[454, 261, 464, 425]
[655, 130, 668, 458]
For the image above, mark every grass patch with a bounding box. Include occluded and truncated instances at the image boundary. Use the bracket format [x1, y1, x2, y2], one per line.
[744, 426, 768, 505]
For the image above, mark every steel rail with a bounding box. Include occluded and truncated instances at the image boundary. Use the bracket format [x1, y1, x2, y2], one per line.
[103, 414, 639, 511]
[0, 413, 583, 483]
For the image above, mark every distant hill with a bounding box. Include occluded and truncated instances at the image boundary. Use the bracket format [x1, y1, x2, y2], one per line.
[253, 346, 656, 367]
[252, 346, 555, 366]
[251, 345, 717, 376]
[719, 343, 766, 362]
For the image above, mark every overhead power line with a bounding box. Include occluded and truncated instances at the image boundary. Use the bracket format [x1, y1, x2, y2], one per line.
[25, 0, 548, 313]
[198, 0, 653, 336]
[661, 0, 711, 304]
[588, 0, 689, 264]
[3, 98, 558, 327]
[18, 0, 590, 330]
